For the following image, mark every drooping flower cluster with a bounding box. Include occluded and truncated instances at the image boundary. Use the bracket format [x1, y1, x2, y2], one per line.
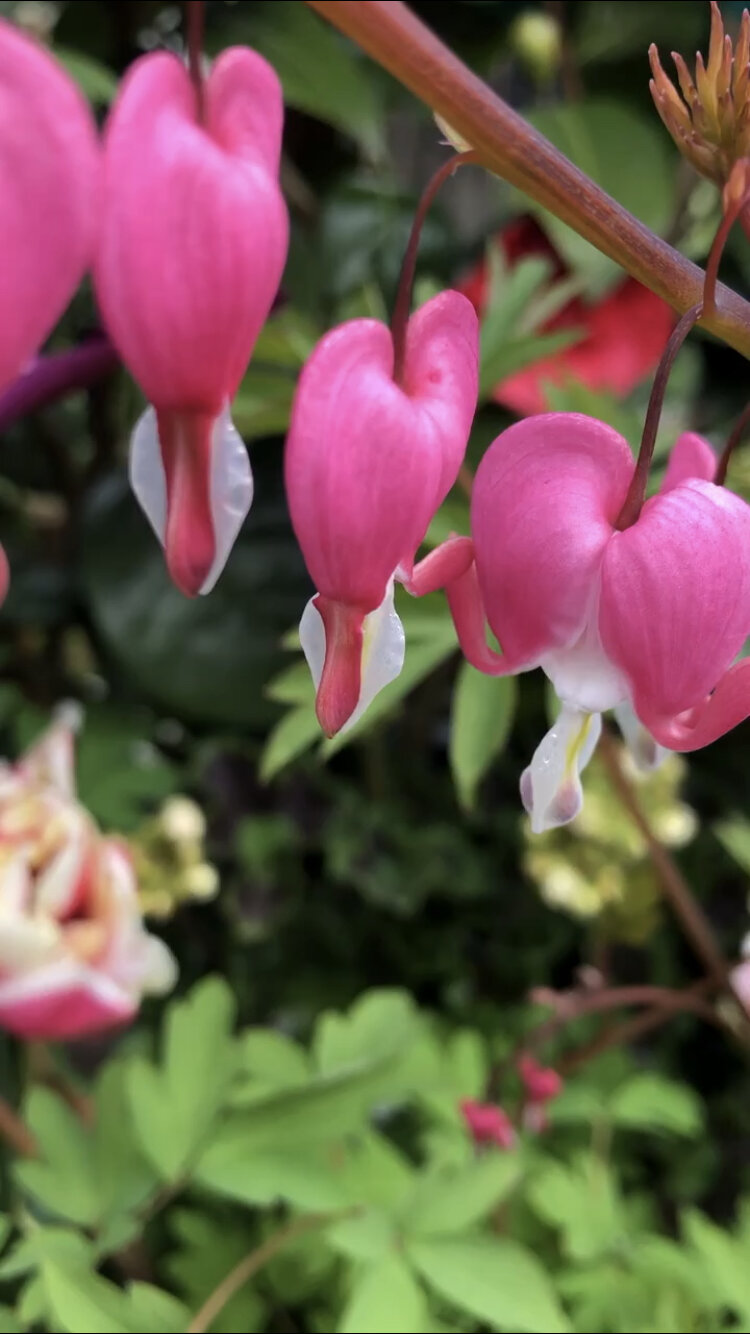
[0, 718, 176, 1040]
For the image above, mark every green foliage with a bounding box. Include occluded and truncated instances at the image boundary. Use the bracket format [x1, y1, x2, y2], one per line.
[450, 665, 517, 810]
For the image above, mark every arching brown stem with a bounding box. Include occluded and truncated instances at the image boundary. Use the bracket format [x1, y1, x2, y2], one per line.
[305, 0, 750, 359]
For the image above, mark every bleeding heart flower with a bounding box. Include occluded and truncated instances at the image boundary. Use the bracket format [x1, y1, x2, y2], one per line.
[461, 217, 674, 416]
[95, 47, 288, 596]
[460, 1098, 516, 1150]
[0, 719, 176, 1040]
[0, 19, 99, 395]
[446, 414, 750, 831]
[285, 292, 479, 736]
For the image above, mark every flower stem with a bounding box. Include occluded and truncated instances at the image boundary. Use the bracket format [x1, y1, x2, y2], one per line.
[598, 729, 739, 1005]
[391, 150, 477, 383]
[305, 0, 750, 359]
[0, 1096, 37, 1158]
[716, 398, 750, 486]
[615, 188, 750, 529]
[186, 0, 205, 121]
[0, 339, 118, 435]
[186, 1213, 344, 1334]
[614, 303, 702, 530]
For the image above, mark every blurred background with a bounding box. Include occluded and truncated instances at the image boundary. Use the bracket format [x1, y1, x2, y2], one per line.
[2, 3, 750, 1328]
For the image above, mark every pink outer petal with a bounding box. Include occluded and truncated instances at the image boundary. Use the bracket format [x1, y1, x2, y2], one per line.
[659, 432, 716, 493]
[285, 292, 478, 612]
[95, 48, 288, 411]
[0, 19, 99, 393]
[472, 413, 633, 669]
[0, 959, 135, 1040]
[600, 480, 750, 725]
[643, 659, 750, 752]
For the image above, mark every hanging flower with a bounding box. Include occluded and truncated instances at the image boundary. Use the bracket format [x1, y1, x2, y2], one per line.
[0, 17, 99, 395]
[460, 1098, 516, 1150]
[95, 47, 288, 596]
[461, 216, 674, 416]
[445, 416, 750, 832]
[285, 292, 478, 736]
[0, 720, 176, 1040]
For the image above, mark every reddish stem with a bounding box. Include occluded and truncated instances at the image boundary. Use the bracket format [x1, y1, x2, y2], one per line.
[391, 150, 476, 383]
[614, 304, 702, 530]
[716, 399, 750, 486]
[615, 189, 750, 529]
[305, 0, 750, 359]
[186, 0, 205, 121]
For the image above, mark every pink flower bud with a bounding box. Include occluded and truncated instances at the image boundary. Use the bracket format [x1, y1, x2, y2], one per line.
[447, 417, 750, 831]
[517, 1052, 563, 1103]
[0, 19, 99, 394]
[95, 48, 288, 596]
[285, 292, 478, 735]
[460, 1098, 516, 1150]
[0, 721, 175, 1040]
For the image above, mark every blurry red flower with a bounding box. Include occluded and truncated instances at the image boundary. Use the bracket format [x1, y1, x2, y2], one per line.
[461, 216, 675, 416]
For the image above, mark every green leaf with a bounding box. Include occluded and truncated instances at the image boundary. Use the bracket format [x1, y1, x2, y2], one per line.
[609, 1074, 703, 1137]
[526, 100, 675, 295]
[15, 1089, 100, 1227]
[54, 48, 118, 103]
[328, 1209, 396, 1264]
[124, 1284, 190, 1333]
[0, 1308, 20, 1333]
[237, 1028, 312, 1095]
[127, 977, 237, 1181]
[224, 1, 384, 158]
[40, 1263, 129, 1334]
[546, 1082, 606, 1125]
[74, 706, 177, 832]
[339, 1254, 429, 1333]
[409, 1235, 570, 1333]
[403, 1153, 522, 1238]
[714, 816, 750, 875]
[449, 665, 517, 809]
[314, 989, 419, 1073]
[683, 1209, 750, 1320]
[260, 704, 321, 782]
[527, 1154, 626, 1263]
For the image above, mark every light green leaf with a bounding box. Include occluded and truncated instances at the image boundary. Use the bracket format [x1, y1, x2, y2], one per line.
[0, 1308, 20, 1333]
[237, 1028, 312, 1094]
[196, 1143, 352, 1211]
[409, 1235, 570, 1333]
[449, 665, 517, 809]
[15, 1089, 99, 1227]
[403, 1153, 522, 1237]
[265, 661, 315, 706]
[714, 816, 750, 875]
[127, 977, 237, 1181]
[445, 1029, 487, 1101]
[683, 1209, 750, 1320]
[339, 1254, 429, 1333]
[547, 1082, 606, 1125]
[260, 704, 321, 782]
[54, 48, 118, 102]
[40, 1263, 129, 1334]
[527, 1154, 626, 1262]
[328, 1209, 395, 1263]
[314, 989, 419, 1073]
[124, 1283, 190, 1333]
[526, 100, 675, 295]
[609, 1074, 703, 1137]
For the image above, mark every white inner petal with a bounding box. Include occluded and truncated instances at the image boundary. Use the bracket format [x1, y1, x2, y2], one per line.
[542, 622, 628, 714]
[299, 580, 406, 734]
[202, 408, 253, 594]
[521, 704, 602, 835]
[613, 701, 669, 772]
[129, 405, 167, 546]
[129, 405, 253, 595]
